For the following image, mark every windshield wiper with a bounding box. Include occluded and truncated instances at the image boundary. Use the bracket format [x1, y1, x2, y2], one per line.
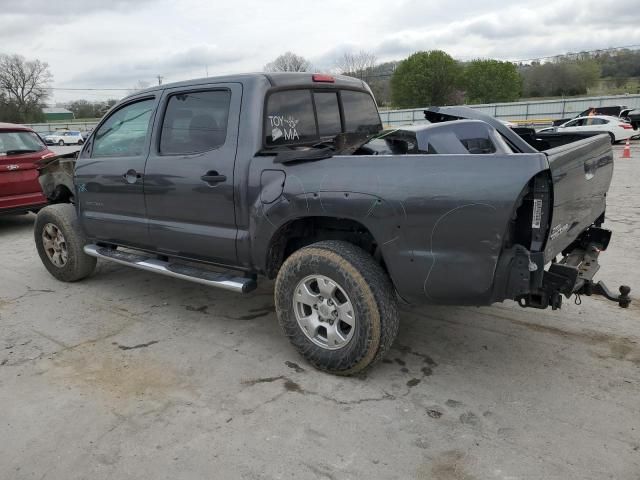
[4, 149, 39, 155]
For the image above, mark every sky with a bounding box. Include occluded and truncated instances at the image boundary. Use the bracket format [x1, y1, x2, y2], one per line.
[1, 0, 640, 103]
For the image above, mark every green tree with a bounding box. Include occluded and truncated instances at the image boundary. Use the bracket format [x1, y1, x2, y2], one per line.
[463, 59, 521, 104]
[520, 59, 601, 97]
[391, 50, 462, 108]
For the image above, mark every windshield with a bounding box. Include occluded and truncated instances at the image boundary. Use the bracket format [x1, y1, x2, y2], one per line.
[0, 131, 46, 155]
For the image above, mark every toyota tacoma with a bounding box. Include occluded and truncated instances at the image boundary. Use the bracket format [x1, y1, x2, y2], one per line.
[34, 72, 630, 374]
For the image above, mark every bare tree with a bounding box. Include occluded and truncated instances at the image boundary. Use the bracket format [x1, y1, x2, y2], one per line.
[128, 80, 151, 95]
[334, 51, 377, 79]
[0, 54, 52, 120]
[264, 52, 312, 72]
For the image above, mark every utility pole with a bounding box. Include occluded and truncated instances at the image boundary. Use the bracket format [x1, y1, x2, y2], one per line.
[156, 75, 163, 86]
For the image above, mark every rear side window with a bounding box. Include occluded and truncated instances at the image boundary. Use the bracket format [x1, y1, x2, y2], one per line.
[93, 98, 155, 157]
[341, 90, 382, 135]
[160, 90, 231, 155]
[314, 92, 341, 136]
[265, 90, 317, 146]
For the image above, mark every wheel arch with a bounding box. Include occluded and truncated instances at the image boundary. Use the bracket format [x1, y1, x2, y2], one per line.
[264, 215, 383, 279]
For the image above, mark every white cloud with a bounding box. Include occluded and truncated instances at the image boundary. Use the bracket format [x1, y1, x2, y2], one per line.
[0, 0, 639, 103]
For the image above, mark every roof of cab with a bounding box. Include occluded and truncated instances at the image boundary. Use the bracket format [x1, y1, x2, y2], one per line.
[123, 72, 367, 102]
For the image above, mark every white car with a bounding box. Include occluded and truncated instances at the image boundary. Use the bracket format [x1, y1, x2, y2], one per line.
[547, 115, 635, 144]
[44, 130, 84, 146]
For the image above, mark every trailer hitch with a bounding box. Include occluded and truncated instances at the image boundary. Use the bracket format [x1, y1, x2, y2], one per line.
[578, 281, 631, 308]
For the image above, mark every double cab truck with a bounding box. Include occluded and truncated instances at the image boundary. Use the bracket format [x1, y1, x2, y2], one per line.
[34, 72, 630, 374]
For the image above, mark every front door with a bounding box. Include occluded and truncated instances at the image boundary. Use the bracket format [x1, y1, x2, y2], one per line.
[75, 96, 158, 248]
[143, 83, 241, 265]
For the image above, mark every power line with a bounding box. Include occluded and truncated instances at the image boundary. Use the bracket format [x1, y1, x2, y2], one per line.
[46, 87, 130, 91]
[43, 43, 640, 91]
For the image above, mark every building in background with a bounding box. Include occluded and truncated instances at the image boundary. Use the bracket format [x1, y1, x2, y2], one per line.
[42, 107, 74, 122]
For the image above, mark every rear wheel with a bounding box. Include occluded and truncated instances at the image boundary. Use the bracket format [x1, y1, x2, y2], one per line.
[275, 240, 399, 375]
[58, 139, 64, 146]
[34, 204, 96, 282]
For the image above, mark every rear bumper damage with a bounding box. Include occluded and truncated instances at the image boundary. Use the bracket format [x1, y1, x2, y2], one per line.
[514, 227, 631, 310]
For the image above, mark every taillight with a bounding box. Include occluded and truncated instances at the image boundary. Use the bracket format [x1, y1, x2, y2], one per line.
[312, 74, 335, 83]
[620, 123, 633, 129]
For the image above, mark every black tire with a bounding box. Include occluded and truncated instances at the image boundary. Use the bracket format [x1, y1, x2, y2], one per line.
[34, 204, 96, 282]
[58, 140, 64, 146]
[608, 132, 616, 144]
[275, 240, 399, 375]
[78, 139, 84, 145]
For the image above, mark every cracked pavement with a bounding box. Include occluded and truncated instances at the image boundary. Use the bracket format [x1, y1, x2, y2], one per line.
[1, 143, 639, 479]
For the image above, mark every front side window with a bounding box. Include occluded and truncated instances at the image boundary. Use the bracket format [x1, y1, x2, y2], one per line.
[92, 98, 154, 158]
[265, 90, 317, 146]
[341, 90, 382, 135]
[160, 90, 231, 155]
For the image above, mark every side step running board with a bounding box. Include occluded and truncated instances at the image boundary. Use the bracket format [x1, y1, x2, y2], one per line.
[83, 244, 257, 293]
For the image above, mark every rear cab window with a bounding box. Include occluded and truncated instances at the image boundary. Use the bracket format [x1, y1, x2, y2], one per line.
[264, 88, 381, 147]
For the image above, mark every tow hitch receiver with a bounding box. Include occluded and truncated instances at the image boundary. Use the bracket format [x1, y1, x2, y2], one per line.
[517, 227, 631, 310]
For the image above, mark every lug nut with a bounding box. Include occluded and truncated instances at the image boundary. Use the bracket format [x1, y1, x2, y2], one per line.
[327, 299, 333, 306]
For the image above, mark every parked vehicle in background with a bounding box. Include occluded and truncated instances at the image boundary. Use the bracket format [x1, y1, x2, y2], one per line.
[552, 105, 629, 126]
[539, 115, 635, 143]
[621, 108, 640, 131]
[33, 73, 630, 375]
[44, 130, 84, 146]
[0, 123, 54, 215]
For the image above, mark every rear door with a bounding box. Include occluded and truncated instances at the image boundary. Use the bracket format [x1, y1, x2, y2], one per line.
[143, 83, 241, 265]
[75, 96, 158, 247]
[0, 130, 49, 210]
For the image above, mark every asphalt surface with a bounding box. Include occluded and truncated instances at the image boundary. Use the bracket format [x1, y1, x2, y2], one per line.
[1, 142, 639, 479]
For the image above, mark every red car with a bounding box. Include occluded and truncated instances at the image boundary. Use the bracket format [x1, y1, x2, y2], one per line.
[0, 123, 55, 215]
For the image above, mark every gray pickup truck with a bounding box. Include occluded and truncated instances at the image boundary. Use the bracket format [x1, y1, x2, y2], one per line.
[34, 72, 630, 374]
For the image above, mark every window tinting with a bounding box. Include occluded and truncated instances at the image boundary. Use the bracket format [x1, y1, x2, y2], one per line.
[585, 118, 606, 125]
[265, 90, 317, 145]
[314, 92, 341, 136]
[341, 90, 382, 135]
[160, 90, 231, 155]
[93, 99, 154, 157]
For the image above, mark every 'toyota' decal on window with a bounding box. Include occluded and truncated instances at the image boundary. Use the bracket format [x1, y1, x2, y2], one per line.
[269, 115, 300, 141]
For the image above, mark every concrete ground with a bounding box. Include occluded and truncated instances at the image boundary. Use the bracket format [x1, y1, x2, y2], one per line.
[1, 143, 639, 480]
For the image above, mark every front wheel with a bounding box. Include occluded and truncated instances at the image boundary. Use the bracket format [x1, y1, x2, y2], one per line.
[608, 132, 616, 144]
[34, 204, 96, 282]
[58, 140, 64, 146]
[275, 240, 399, 375]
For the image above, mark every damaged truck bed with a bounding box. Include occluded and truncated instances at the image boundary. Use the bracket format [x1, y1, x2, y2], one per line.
[34, 73, 631, 374]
